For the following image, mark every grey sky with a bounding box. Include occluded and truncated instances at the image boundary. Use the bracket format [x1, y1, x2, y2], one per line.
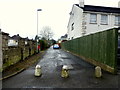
[0, 0, 119, 40]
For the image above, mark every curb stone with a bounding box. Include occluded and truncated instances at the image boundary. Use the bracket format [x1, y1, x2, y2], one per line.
[0, 50, 46, 81]
[0, 68, 25, 80]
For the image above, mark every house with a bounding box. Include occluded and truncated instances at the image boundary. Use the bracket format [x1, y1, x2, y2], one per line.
[8, 34, 29, 46]
[60, 34, 68, 41]
[67, 0, 120, 40]
[24, 37, 28, 45]
[58, 34, 67, 44]
[8, 37, 18, 46]
[8, 34, 21, 46]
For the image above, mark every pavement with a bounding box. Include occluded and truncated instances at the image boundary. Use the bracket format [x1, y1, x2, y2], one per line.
[1, 51, 46, 81]
[2, 46, 119, 89]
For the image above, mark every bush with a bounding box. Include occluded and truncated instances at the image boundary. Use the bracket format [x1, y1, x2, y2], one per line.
[39, 40, 48, 50]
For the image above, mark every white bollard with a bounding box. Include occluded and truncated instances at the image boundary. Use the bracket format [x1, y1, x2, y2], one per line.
[61, 65, 69, 78]
[95, 66, 102, 78]
[35, 65, 42, 77]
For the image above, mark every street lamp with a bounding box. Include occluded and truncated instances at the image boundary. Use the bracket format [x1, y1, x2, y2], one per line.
[37, 9, 42, 53]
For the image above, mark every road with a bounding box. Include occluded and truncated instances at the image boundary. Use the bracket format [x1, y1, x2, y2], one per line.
[2, 47, 119, 88]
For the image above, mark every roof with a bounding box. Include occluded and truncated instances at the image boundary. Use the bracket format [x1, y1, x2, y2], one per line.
[61, 34, 68, 39]
[2, 32, 9, 36]
[12, 34, 21, 40]
[75, 4, 120, 14]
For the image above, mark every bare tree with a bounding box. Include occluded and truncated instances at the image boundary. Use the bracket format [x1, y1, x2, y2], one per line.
[39, 26, 54, 40]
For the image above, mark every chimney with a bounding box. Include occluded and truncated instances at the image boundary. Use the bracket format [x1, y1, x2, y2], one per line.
[118, 1, 120, 8]
[79, 0, 84, 8]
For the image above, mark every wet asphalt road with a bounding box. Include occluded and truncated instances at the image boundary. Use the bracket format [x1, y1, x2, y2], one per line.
[2, 47, 119, 88]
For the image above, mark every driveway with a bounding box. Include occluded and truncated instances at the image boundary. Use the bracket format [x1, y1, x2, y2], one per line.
[2, 47, 119, 88]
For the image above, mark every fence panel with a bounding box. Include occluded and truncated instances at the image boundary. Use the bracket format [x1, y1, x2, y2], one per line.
[61, 28, 118, 74]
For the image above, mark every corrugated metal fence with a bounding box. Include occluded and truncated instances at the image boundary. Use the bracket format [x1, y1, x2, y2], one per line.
[61, 28, 118, 74]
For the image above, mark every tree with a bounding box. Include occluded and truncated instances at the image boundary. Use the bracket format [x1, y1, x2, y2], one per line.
[39, 40, 48, 50]
[39, 26, 54, 40]
[35, 35, 39, 41]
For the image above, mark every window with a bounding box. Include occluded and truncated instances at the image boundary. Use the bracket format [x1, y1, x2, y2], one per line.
[101, 14, 108, 25]
[25, 41, 28, 45]
[71, 37, 74, 40]
[115, 16, 120, 26]
[71, 23, 74, 30]
[69, 11, 74, 16]
[90, 13, 97, 23]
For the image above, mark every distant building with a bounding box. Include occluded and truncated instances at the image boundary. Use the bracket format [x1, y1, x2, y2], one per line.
[8, 34, 21, 46]
[7, 34, 29, 47]
[12, 34, 21, 40]
[60, 34, 68, 41]
[67, 0, 120, 40]
[8, 37, 18, 46]
[58, 34, 68, 43]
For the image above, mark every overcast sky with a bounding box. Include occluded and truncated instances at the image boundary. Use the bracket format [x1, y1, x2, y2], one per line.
[0, 0, 120, 40]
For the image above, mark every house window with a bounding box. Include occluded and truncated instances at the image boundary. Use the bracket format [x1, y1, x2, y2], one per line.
[71, 37, 74, 40]
[71, 23, 74, 30]
[101, 14, 108, 25]
[25, 41, 28, 45]
[69, 11, 74, 16]
[115, 16, 120, 26]
[90, 13, 97, 24]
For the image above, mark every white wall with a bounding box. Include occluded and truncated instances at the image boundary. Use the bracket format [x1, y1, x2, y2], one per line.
[67, 5, 83, 40]
[8, 39, 18, 46]
[67, 5, 120, 40]
[84, 12, 120, 35]
[25, 41, 28, 45]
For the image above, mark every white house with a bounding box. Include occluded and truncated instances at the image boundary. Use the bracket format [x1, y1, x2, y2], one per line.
[67, 0, 120, 40]
[8, 38, 18, 46]
[8, 35, 28, 46]
[8, 34, 20, 46]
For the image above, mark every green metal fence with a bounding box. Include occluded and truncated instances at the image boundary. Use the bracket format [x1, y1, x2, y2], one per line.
[62, 28, 118, 74]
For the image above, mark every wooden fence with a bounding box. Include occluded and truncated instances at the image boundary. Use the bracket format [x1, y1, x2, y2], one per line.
[61, 28, 118, 74]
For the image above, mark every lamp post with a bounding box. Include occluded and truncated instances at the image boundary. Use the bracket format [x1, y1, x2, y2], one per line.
[37, 9, 42, 53]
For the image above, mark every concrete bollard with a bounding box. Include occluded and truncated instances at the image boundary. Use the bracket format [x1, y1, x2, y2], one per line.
[35, 65, 42, 77]
[95, 66, 102, 78]
[61, 65, 69, 78]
